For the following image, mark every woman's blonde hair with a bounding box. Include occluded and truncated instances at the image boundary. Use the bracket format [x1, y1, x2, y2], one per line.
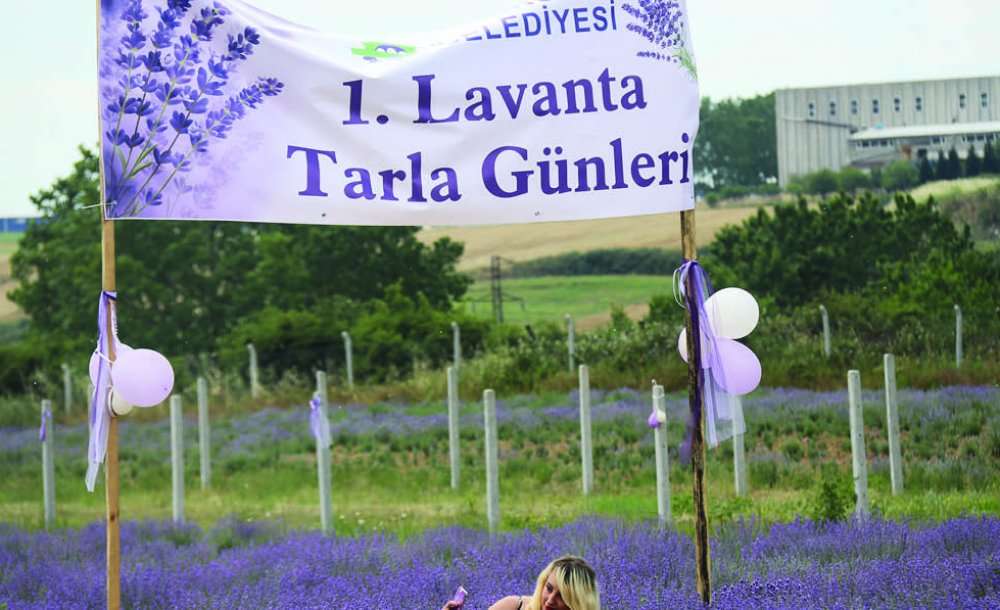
[525, 555, 600, 610]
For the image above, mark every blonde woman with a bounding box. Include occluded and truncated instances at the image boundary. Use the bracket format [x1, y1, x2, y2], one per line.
[443, 555, 599, 610]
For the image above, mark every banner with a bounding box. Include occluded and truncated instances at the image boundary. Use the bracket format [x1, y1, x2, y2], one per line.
[98, 0, 699, 226]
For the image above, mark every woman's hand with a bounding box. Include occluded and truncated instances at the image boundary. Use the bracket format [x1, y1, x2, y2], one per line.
[440, 601, 463, 610]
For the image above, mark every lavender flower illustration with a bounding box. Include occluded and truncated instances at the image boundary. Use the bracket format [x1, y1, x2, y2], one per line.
[100, 0, 285, 217]
[621, 0, 697, 78]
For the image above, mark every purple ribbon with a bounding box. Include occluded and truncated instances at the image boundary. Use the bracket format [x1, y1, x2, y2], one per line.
[309, 394, 331, 448]
[86, 291, 117, 492]
[39, 404, 51, 442]
[675, 261, 737, 453]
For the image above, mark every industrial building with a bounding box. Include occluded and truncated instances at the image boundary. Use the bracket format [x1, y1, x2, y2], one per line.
[775, 76, 1000, 186]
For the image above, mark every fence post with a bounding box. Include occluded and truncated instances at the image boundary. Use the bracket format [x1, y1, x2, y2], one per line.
[315, 371, 334, 535]
[246, 343, 260, 399]
[197, 377, 211, 490]
[847, 370, 869, 518]
[652, 385, 671, 528]
[578, 365, 593, 496]
[565, 314, 576, 373]
[341, 331, 354, 390]
[61, 364, 72, 414]
[954, 305, 963, 368]
[170, 395, 185, 523]
[732, 394, 749, 498]
[451, 321, 461, 372]
[483, 389, 500, 534]
[41, 399, 56, 530]
[884, 354, 903, 496]
[819, 305, 831, 358]
[447, 367, 461, 490]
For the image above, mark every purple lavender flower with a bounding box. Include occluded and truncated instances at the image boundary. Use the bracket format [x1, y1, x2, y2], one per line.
[621, 0, 696, 76]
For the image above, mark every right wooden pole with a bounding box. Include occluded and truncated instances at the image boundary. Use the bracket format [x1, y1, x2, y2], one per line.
[681, 210, 711, 604]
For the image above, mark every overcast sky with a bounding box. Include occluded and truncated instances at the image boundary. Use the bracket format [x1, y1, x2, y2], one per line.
[2, 0, 999, 217]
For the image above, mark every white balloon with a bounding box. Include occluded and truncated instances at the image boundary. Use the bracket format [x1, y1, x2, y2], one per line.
[677, 328, 711, 368]
[705, 288, 759, 339]
[110, 390, 134, 416]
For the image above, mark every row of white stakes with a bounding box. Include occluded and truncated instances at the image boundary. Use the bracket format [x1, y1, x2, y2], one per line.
[38, 355, 903, 531]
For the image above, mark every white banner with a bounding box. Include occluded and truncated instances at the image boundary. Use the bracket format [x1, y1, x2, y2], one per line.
[99, 0, 699, 226]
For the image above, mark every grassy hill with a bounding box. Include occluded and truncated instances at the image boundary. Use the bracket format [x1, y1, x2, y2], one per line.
[419, 206, 763, 272]
[0, 233, 23, 323]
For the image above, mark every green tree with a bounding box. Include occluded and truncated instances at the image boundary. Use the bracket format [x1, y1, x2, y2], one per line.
[696, 93, 777, 189]
[10, 147, 472, 368]
[837, 167, 871, 192]
[965, 145, 982, 177]
[983, 140, 999, 174]
[805, 169, 839, 196]
[937, 148, 962, 180]
[880, 160, 919, 191]
[918, 156, 935, 184]
[705, 193, 974, 307]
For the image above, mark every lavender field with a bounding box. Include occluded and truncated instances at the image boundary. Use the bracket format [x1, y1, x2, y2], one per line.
[2, 516, 999, 609]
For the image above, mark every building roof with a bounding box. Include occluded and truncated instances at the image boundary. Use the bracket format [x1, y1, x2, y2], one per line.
[849, 121, 1000, 141]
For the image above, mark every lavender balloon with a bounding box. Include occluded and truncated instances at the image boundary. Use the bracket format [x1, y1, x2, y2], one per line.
[712, 338, 762, 395]
[88, 342, 132, 386]
[110, 349, 174, 407]
[450, 586, 467, 607]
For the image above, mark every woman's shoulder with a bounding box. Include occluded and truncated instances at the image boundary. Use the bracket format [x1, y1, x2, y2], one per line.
[488, 595, 527, 610]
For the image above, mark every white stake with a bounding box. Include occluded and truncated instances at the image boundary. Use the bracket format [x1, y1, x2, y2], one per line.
[197, 377, 211, 490]
[483, 389, 500, 534]
[41, 399, 56, 530]
[954, 305, 963, 368]
[565, 314, 576, 373]
[451, 321, 461, 372]
[732, 395, 748, 498]
[247, 343, 260, 399]
[447, 366, 461, 490]
[61, 364, 72, 414]
[883, 354, 903, 496]
[315, 371, 334, 535]
[170, 395, 184, 523]
[341, 331, 354, 390]
[652, 385, 671, 528]
[578, 365, 593, 496]
[819, 305, 831, 358]
[847, 370, 869, 518]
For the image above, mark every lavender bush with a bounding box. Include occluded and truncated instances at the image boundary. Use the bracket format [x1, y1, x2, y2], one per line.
[1, 516, 998, 609]
[100, 0, 284, 217]
[621, 0, 697, 76]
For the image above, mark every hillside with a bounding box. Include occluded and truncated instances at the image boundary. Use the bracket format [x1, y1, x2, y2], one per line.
[0, 234, 22, 323]
[419, 206, 763, 272]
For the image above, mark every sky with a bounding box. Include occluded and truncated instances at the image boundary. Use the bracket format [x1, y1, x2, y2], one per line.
[2, 0, 999, 217]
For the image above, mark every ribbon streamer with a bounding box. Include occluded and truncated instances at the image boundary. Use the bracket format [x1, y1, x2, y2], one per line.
[86, 291, 117, 492]
[309, 394, 332, 449]
[39, 403, 51, 442]
[675, 261, 744, 452]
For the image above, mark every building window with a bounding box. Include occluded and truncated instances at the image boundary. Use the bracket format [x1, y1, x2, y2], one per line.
[850, 99, 859, 115]
[960, 93, 967, 109]
[829, 101, 837, 116]
[894, 97, 901, 112]
[915, 96, 923, 111]
[872, 99, 880, 114]
[808, 102, 816, 118]
[982, 93, 989, 108]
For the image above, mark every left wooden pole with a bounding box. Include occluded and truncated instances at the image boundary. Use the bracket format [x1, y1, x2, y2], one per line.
[97, 3, 121, 605]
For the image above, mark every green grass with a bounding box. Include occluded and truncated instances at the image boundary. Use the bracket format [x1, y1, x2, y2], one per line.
[0, 232, 21, 255]
[461, 275, 670, 327]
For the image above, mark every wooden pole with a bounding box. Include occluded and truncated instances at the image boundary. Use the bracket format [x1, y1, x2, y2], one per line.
[62, 364, 72, 414]
[197, 377, 211, 490]
[681, 209, 711, 604]
[847, 370, 869, 518]
[483, 389, 500, 535]
[41, 399, 56, 530]
[884, 354, 903, 496]
[565, 314, 576, 373]
[170, 395, 185, 523]
[315, 371, 333, 535]
[732, 395, 749, 498]
[447, 366, 461, 490]
[652, 385, 671, 529]
[578, 365, 593, 496]
[342, 331, 354, 390]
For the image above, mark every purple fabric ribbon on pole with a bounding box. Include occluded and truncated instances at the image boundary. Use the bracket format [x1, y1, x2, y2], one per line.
[675, 261, 740, 453]
[39, 404, 51, 442]
[86, 290, 117, 492]
[309, 394, 332, 449]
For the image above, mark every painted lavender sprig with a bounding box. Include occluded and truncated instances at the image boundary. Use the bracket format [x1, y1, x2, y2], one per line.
[621, 0, 696, 77]
[101, 0, 285, 216]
